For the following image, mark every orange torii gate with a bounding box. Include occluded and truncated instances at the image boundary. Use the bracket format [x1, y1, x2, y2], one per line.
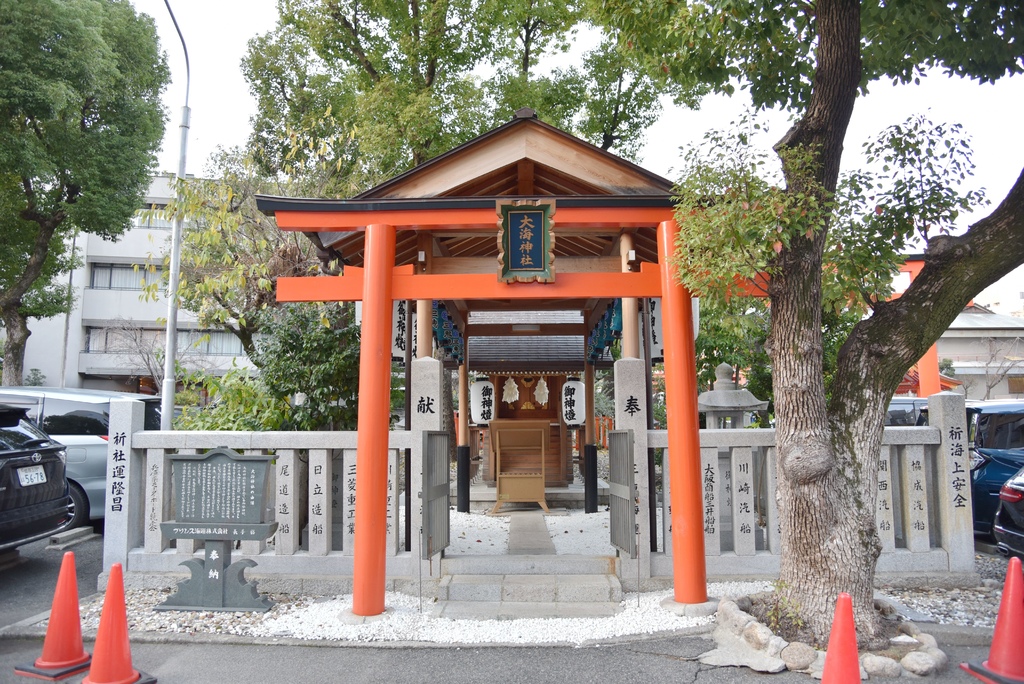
[262, 199, 707, 616]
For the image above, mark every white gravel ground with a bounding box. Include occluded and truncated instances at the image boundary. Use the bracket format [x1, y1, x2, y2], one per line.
[251, 510, 764, 645]
[251, 584, 769, 645]
[447, 511, 510, 554]
[447, 509, 618, 556]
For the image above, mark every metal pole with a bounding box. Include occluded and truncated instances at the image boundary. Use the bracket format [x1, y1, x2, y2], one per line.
[59, 231, 78, 388]
[160, 0, 190, 430]
[642, 298, 658, 552]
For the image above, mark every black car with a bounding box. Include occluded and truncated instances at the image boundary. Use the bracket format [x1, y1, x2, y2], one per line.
[994, 465, 1024, 559]
[0, 405, 72, 552]
[968, 401, 1024, 536]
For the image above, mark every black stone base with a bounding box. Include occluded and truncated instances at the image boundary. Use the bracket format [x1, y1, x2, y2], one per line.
[155, 540, 274, 613]
[457, 446, 471, 513]
[584, 444, 598, 513]
[960, 660, 1024, 684]
[13, 655, 91, 681]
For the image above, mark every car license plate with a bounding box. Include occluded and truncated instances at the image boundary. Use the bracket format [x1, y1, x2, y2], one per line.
[17, 465, 46, 486]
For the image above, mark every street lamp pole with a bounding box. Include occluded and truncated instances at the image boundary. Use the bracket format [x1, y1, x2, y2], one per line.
[160, 0, 190, 430]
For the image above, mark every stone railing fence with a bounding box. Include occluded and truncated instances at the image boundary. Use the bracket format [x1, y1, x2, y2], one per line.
[102, 392, 973, 592]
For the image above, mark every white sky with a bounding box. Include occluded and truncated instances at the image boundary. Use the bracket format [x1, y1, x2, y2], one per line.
[133, 0, 1024, 309]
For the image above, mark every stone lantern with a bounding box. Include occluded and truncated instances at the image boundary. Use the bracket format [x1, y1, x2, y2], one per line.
[697, 363, 768, 429]
[697, 362, 769, 553]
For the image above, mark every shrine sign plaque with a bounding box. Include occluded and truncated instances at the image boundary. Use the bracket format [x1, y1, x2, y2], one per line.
[497, 200, 555, 283]
[157, 448, 278, 612]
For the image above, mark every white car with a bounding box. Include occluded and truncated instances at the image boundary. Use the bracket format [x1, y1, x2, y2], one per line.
[0, 387, 163, 528]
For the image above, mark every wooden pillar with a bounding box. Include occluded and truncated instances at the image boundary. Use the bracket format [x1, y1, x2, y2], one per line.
[657, 219, 707, 604]
[416, 234, 432, 359]
[918, 344, 941, 397]
[620, 232, 640, 359]
[352, 223, 396, 617]
[584, 363, 596, 445]
[458, 363, 469, 446]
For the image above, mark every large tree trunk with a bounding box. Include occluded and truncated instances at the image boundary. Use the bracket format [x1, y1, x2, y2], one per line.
[769, 0, 876, 644]
[1, 305, 30, 386]
[771, 0, 1024, 641]
[3, 183, 63, 386]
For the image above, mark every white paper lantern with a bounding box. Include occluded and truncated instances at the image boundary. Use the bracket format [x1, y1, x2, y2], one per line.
[470, 380, 495, 424]
[561, 377, 586, 427]
[647, 297, 700, 363]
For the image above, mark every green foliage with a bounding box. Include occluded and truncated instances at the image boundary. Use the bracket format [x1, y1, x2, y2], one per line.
[175, 366, 291, 432]
[247, 0, 500, 177]
[762, 580, 805, 634]
[490, 0, 582, 75]
[242, 25, 361, 182]
[694, 298, 770, 394]
[863, 116, 987, 246]
[175, 303, 362, 431]
[939, 358, 956, 376]
[0, 0, 168, 383]
[251, 303, 361, 431]
[23, 368, 45, 386]
[692, 299, 859, 415]
[571, 40, 663, 160]
[244, 1, 666, 185]
[827, 115, 987, 309]
[0, 0, 167, 235]
[598, 1, 1024, 112]
[148, 150, 323, 356]
[671, 112, 987, 314]
[671, 115, 832, 301]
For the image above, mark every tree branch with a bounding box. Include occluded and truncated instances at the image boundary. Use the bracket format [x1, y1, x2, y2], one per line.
[327, 2, 380, 83]
[837, 165, 1024, 397]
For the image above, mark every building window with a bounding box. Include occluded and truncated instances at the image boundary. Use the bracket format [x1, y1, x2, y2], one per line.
[91, 264, 162, 290]
[85, 327, 243, 357]
[133, 211, 173, 230]
[85, 327, 164, 353]
[1009, 376, 1024, 394]
[180, 330, 244, 356]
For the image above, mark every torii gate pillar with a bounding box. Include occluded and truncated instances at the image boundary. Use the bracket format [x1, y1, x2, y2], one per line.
[657, 220, 708, 604]
[352, 223, 396, 616]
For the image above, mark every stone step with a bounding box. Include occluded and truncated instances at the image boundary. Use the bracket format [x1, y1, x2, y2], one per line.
[441, 553, 619, 576]
[438, 574, 622, 603]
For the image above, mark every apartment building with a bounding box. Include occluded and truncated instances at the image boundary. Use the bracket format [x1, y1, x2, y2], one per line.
[22, 174, 250, 392]
[937, 304, 1024, 400]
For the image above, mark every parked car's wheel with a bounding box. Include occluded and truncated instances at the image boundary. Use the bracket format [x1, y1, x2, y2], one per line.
[66, 482, 89, 530]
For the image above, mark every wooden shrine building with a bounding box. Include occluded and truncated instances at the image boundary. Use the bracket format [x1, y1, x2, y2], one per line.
[256, 109, 706, 616]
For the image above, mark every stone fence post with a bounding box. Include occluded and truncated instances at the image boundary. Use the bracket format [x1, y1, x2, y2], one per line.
[927, 391, 973, 573]
[102, 399, 147, 573]
[615, 357, 652, 587]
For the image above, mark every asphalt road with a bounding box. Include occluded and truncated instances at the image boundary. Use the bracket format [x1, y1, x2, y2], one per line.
[0, 532, 999, 684]
[0, 630, 997, 684]
[0, 530, 104, 629]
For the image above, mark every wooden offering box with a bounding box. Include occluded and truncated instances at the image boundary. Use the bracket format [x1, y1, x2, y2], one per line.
[490, 419, 551, 514]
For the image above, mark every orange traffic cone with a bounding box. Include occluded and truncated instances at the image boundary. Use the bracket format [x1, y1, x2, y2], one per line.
[81, 563, 156, 684]
[961, 555, 1024, 684]
[14, 551, 91, 680]
[821, 592, 861, 684]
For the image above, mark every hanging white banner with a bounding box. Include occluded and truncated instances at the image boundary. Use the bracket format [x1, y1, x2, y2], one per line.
[355, 301, 417, 361]
[646, 298, 699, 363]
